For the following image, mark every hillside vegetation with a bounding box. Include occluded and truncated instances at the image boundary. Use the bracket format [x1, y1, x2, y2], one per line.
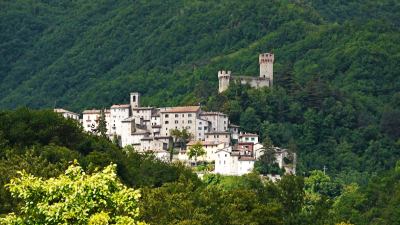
[0, 109, 399, 224]
[1, 0, 399, 176]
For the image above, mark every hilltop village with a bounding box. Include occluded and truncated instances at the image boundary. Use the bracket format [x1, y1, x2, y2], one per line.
[55, 53, 295, 176]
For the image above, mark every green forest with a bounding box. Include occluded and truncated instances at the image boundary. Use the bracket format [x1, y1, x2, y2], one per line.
[1, 0, 400, 224]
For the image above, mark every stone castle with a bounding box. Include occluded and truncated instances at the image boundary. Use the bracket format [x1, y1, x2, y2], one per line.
[218, 53, 274, 93]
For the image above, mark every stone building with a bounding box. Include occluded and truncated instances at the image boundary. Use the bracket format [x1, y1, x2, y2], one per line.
[54, 108, 80, 121]
[218, 53, 274, 93]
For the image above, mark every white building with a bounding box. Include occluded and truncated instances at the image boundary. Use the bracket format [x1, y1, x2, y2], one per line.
[159, 106, 202, 138]
[82, 109, 101, 133]
[184, 141, 227, 162]
[239, 133, 259, 144]
[205, 131, 231, 144]
[214, 147, 256, 176]
[54, 108, 80, 121]
[120, 117, 150, 147]
[200, 112, 229, 132]
[110, 104, 130, 136]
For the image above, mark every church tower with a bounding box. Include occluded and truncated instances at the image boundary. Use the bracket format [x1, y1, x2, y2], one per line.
[218, 70, 231, 93]
[259, 53, 274, 86]
[130, 92, 140, 108]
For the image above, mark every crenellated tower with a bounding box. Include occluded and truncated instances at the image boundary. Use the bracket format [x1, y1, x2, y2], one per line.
[259, 53, 274, 86]
[218, 70, 231, 93]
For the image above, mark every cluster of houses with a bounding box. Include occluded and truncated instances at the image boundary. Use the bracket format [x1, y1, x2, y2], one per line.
[54, 53, 295, 176]
[54, 92, 295, 176]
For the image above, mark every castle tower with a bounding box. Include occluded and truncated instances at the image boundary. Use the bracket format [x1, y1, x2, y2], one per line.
[218, 70, 231, 93]
[130, 92, 140, 108]
[259, 53, 274, 86]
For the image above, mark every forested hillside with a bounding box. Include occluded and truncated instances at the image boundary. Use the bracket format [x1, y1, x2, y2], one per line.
[1, 0, 399, 176]
[1, 109, 400, 224]
[1, 0, 398, 109]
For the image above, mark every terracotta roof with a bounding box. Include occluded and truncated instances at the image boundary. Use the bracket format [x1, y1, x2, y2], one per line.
[161, 106, 200, 113]
[82, 109, 101, 114]
[238, 142, 255, 145]
[111, 104, 130, 109]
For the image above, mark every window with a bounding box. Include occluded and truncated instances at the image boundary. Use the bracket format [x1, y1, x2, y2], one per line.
[198, 127, 202, 130]
[188, 114, 192, 117]
[182, 114, 184, 117]
[165, 114, 169, 118]
[188, 120, 192, 124]
[175, 114, 178, 118]
[251, 137, 255, 141]
[245, 137, 249, 141]
[165, 121, 169, 124]
[199, 121, 202, 125]
[175, 120, 178, 124]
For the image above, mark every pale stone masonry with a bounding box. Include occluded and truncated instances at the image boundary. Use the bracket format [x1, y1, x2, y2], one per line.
[218, 53, 274, 93]
[54, 108, 79, 120]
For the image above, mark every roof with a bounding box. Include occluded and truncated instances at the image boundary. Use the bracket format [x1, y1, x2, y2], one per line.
[205, 131, 230, 135]
[54, 108, 79, 116]
[240, 133, 258, 137]
[161, 106, 200, 113]
[238, 156, 256, 161]
[132, 107, 154, 110]
[238, 142, 255, 145]
[154, 136, 173, 140]
[187, 141, 223, 146]
[200, 112, 227, 116]
[82, 109, 101, 114]
[215, 147, 231, 153]
[122, 117, 136, 122]
[141, 137, 153, 140]
[111, 104, 130, 109]
[131, 131, 150, 135]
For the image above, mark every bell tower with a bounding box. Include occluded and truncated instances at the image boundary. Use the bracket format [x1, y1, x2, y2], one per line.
[218, 70, 231, 93]
[130, 92, 140, 108]
[259, 53, 274, 86]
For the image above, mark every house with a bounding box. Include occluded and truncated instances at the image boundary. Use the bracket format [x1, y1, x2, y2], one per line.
[239, 133, 259, 144]
[214, 147, 256, 176]
[54, 108, 80, 121]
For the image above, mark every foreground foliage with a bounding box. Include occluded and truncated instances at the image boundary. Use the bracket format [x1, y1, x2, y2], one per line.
[1, 163, 146, 225]
[0, 109, 399, 224]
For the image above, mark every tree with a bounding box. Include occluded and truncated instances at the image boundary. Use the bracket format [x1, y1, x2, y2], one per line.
[97, 109, 108, 138]
[0, 162, 147, 225]
[254, 137, 283, 175]
[187, 141, 206, 166]
[170, 128, 193, 151]
[240, 107, 261, 133]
